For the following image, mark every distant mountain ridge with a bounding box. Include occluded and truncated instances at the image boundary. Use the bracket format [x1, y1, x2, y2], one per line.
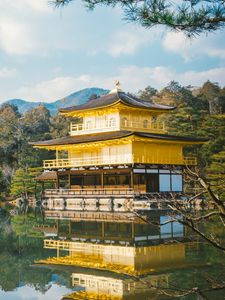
[2, 87, 109, 115]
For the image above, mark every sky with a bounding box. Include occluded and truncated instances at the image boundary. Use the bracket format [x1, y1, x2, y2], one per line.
[0, 283, 73, 300]
[0, 0, 225, 103]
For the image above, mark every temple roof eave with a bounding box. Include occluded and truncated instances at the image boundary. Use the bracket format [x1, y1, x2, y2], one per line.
[34, 171, 57, 181]
[30, 131, 208, 150]
[59, 91, 175, 115]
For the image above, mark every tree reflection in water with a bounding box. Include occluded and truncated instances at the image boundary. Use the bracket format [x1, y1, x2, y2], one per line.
[0, 215, 73, 299]
[0, 210, 224, 300]
[36, 211, 225, 300]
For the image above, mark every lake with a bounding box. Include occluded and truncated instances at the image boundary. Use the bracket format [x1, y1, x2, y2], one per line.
[0, 210, 224, 300]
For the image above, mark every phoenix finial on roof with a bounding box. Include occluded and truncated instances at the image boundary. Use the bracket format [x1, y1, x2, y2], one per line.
[115, 80, 122, 91]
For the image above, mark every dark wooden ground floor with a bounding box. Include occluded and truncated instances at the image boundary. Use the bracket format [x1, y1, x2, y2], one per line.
[38, 213, 185, 245]
[55, 165, 183, 193]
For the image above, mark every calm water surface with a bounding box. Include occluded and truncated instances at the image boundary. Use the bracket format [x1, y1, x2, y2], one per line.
[0, 213, 224, 300]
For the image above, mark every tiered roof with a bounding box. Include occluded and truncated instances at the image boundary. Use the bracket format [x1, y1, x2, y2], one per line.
[31, 131, 207, 147]
[31, 88, 208, 148]
[59, 90, 175, 113]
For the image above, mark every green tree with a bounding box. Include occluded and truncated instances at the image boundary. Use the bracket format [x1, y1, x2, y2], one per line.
[0, 104, 21, 192]
[50, 114, 71, 139]
[198, 115, 225, 165]
[0, 104, 21, 167]
[155, 81, 207, 135]
[153, 81, 225, 168]
[11, 167, 44, 214]
[22, 105, 51, 140]
[207, 148, 225, 200]
[11, 167, 43, 198]
[0, 170, 7, 195]
[137, 86, 157, 102]
[53, 0, 225, 36]
[198, 81, 224, 115]
[220, 87, 225, 113]
[18, 105, 53, 168]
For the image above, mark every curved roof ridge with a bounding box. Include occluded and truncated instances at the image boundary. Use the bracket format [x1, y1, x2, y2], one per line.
[59, 90, 175, 113]
[118, 91, 174, 110]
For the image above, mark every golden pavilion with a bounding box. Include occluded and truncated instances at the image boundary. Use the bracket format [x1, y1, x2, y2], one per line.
[32, 84, 207, 214]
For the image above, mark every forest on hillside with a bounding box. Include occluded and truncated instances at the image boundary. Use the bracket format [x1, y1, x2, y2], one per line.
[0, 80, 224, 200]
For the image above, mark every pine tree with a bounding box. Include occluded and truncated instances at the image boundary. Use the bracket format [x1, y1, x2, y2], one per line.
[53, 0, 225, 36]
[207, 149, 225, 200]
[10, 167, 43, 197]
[198, 81, 224, 115]
[137, 86, 157, 102]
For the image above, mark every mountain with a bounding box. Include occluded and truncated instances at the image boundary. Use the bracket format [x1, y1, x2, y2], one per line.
[2, 87, 109, 115]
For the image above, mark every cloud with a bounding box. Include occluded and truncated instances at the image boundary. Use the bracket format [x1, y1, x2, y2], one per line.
[14, 65, 225, 102]
[98, 66, 174, 90]
[0, 0, 50, 13]
[0, 283, 73, 300]
[107, 28, 159, 57]
[0, 67, 17, 78]
[52, 67, 63, 74]
[19, 0, 51, 12]
[0, 0, 60, 56]
[98, 66, 225, 91]
[163, 32, 190, 60]
[0, 18, 37, 55]
[163, 31, 225, 61]
[17, 76, 92, 101]
[179, 67, 225, 86]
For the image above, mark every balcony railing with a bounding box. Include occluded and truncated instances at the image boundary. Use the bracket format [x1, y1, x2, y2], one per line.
[45, 188, 134, 196]
[122, 120, 165, 133]
[44, 154, 133, 168]
[134, 155, 197, 165]
[70, 122, 119, 135]
[70, 120, 166, 136]
[43, 155, 197, 169]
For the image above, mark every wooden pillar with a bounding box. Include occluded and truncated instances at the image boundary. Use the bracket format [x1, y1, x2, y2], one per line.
[57, 246, 60, 258]
[130, 170, 134, 188]
[102, 222, 105, 240]
[56, 149, 59, 161]
[131, 222, 135, 241]
[68, 171, 71, 189]
[101, 172, 104, 188]
[56, 171, 59, 189]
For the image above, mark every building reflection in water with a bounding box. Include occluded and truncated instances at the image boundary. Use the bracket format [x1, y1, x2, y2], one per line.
[66, 272, 169, 300]
[36, 211, 201, 299]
